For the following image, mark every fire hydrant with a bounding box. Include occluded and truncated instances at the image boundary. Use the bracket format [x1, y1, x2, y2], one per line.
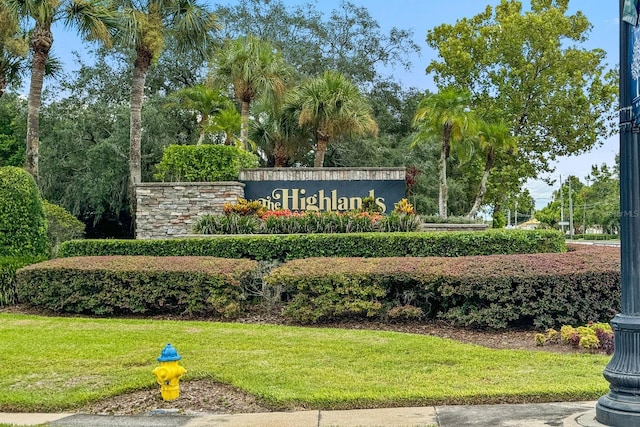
[152, 343, 187, 401]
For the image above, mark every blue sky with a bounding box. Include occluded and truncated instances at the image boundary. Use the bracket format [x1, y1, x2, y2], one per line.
[51, 0, 620, 209]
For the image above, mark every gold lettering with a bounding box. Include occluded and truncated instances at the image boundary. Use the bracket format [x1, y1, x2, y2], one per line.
[306, 194, 319, 211]
[337, 196, 349, 211]
[349, 197, 362, 211]
[375, 197, 386, 213]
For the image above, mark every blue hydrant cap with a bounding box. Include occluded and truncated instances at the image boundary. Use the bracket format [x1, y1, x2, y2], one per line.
[157, 343, 182, 362]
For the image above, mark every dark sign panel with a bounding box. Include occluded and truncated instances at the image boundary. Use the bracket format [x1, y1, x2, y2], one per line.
[243, 180, 405, 213]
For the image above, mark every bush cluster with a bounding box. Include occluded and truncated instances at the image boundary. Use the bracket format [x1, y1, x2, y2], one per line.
[267, 245, 618, 329]
[571, 234, 618, 241]
[0, 256, 41, 306]
[194, 197, 422, 234]
[16, 256, 258, 317]
[58, 229, 566, 261]
[154, 144, 259, 182]
[193, 211, 420, 234]
[42, 200, 85, 257]
[535, 322, 614, 354]
[0, 166, 48, 258]
[19, 242, 612, 330]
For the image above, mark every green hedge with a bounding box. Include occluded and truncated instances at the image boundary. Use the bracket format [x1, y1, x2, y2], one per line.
[0, 256, 41, 306]
[154, 144, 259, 182]
[267, 244, 619, 329]
[58, 229, 566, 261]
[16, 256, 258, 317]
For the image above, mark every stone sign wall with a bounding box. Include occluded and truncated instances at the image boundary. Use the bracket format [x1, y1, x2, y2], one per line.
[136, 182, 244, 239]
[135, 168, 406, 239]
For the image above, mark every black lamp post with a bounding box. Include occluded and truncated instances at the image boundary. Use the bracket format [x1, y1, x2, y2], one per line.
[596, 1, 640, 425]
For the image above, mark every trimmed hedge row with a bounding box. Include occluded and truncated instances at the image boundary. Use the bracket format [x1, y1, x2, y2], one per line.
[16, 244, 618, 329]
[267, 244, 620, 329]
[16, 256, 258, 317]
[58, 229, 566, 261]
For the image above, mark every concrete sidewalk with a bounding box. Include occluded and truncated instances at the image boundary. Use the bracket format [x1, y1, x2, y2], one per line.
[0, 401, 610, 426]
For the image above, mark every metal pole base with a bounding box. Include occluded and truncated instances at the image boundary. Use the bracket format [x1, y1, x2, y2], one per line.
[596, 315, 640, 426]
[597, 392, 640, 426]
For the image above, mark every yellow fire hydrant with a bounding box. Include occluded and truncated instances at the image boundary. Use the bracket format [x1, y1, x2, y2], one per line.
[152, 343, 187, 401]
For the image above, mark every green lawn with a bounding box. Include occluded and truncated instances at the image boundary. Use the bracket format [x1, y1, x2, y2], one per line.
[0, 313, 610, 412]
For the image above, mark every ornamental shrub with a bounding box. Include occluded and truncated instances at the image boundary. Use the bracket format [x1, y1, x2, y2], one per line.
[16, 256, 258, 316]
[154, 144, 259, 182]
[0, 166, 48, 258]
[42, 200, 85, 257]
[59, 229, 566, 261]
[0, 256, 41, 306]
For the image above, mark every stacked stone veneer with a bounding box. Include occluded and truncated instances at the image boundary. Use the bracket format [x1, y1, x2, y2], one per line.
[239, 167, 405, 181]
[135, 168, 405, 239]
[136, 182, 244, 239]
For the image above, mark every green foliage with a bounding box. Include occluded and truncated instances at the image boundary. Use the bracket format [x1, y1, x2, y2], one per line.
[16, 256, 258, 317]
[0, 256, 38, 306]
[269, 245, 618, 329]
[426, 0, 617, 187]
[492, 211, 507, 228]
[58, 230, 566, 261]
[0, 166, 48, 258]
[539, 323, 614, 354]
[223, 198, 267, 216]
[193, 211, 420, 234]
[154, 144, 259, 182]
[212, 0, 420, 86]
[0, 93, 26, 167]
[42, 200, 85, 257]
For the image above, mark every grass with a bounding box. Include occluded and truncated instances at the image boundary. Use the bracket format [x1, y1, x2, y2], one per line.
[0, 313, 610, 412]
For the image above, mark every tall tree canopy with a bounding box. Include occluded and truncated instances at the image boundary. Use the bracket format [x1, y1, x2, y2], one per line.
[5, 0, 114, 183]
[426, 0, 617, 181]
[212, 0, 419, 86]
[286, 71, 378, 167]
[0, 4, 28, 97]
[413, 88, 475, 218]
[111, 0, 218, 190]
[210, 35, 293, 150]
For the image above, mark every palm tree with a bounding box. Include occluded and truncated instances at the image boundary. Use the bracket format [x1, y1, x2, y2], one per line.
[112, 0, 218, 189]
[250, 95, 309, 167]
[0, 5, 28, 98]
[5, 0, 114, 183]
[165, 85, 234, 145]
[467, 120, 516, 218]
[210, 35, 293, 151]
[286, 71, 378, 167]
[206, 107, 241, 146]
[413, 88, 474, 218]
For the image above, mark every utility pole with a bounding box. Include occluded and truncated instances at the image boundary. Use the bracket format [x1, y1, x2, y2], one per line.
[560, 175, 565, 234]
[568, 178, 574, 239]
[596, 1, 640, 424]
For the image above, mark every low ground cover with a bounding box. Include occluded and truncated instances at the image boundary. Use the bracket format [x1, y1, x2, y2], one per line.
[0, 313, 609, 414]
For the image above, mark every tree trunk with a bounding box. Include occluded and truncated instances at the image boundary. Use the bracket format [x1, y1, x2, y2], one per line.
[273, 137, 288, 167]
[129, 48, 152, 236]
[0, 74, 6, 98]
[25, 24, 53, 184]
[439, 123, 452, 218]
[240, 100, 250, 150]
[468, 148, 496, 218]
[197, 113, 208, 145]
[314, 134, 329, 167]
